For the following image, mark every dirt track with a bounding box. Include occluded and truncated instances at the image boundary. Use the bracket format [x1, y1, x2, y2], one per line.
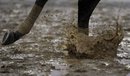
[0, 0, 130, 76]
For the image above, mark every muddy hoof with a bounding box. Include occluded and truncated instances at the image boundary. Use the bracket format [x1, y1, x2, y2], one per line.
[1, 31, 24, 45]
[65, 25, 124, 59]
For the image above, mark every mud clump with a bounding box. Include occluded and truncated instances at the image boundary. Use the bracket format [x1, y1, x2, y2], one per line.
[65, 24, 124, 59]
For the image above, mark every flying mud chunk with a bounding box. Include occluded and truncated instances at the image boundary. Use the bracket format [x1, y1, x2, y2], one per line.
[65, 24, 124, 59]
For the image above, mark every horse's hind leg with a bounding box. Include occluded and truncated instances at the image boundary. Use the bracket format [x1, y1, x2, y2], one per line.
[78, 0, 100, 35]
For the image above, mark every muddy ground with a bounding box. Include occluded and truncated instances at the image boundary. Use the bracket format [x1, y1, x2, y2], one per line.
[0, 0, 130, 76]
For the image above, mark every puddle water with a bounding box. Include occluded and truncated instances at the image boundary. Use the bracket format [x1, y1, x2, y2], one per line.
[0, 0, 130, 76]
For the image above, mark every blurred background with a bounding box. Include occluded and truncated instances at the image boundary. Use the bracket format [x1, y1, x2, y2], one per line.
[0, 0, 130, 76]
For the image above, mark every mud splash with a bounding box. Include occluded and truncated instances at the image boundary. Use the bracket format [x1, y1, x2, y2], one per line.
[65, 22, 124, 59]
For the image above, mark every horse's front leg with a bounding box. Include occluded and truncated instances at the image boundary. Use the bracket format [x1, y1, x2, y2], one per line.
[2, 0, 48, 45]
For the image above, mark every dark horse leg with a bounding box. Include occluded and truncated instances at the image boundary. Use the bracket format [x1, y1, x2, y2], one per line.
[78, 0, 100, 35]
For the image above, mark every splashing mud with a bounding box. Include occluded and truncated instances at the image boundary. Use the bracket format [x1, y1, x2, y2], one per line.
[65, 23, 124, 59]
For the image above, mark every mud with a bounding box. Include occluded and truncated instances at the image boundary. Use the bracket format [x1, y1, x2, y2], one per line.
[65, 23, 124, 59]
[0, 0, 130, 76]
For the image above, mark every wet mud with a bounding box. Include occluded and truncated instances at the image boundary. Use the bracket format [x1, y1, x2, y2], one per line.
[0, 0, 130, 76]
[65, 23, 124, 59]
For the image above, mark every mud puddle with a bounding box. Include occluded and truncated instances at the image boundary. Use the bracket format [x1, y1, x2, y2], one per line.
[0, 0, 130, 76]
